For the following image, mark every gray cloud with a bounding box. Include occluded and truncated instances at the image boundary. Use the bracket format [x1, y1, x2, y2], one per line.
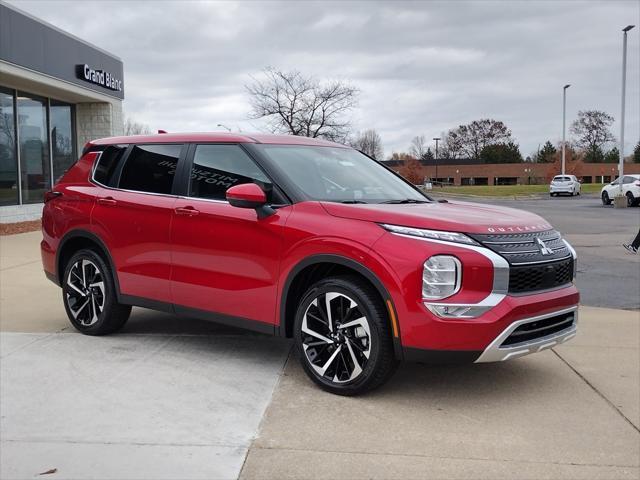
[10, 0, 640, 158]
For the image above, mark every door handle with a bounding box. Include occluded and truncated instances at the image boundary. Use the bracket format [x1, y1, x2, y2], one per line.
[174, 206, 200, 216]
[97, 196, 117, 206]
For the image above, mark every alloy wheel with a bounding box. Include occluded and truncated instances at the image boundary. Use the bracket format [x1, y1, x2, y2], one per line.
[65, 259, 106, 326]
[301, 292, 372, 384]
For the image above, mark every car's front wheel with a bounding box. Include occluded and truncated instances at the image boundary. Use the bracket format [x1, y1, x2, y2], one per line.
[294, 276, 398, 396]
[602, 191, 611, 205]
[62, 249, 131, 335]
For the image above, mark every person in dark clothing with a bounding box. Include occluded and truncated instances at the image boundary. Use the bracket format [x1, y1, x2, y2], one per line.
[623, 229, 640, 254]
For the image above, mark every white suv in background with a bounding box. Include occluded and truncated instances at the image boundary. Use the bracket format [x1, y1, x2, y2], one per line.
[601, 174, 640, 207]
[550, 175, 581, 196]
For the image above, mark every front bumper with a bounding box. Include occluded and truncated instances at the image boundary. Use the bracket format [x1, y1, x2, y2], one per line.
[475, 305, 577, 362]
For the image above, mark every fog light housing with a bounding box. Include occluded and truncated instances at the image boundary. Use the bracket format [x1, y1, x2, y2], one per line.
[422, 255, 461, 300]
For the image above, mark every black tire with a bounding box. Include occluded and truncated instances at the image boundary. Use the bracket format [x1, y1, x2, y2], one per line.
[602, 191, 611, 205]
[550, 193, 555, 197]
[293, 275, 398, 396]
[626, 192, 635, 207]
[62, 249, 131, 335]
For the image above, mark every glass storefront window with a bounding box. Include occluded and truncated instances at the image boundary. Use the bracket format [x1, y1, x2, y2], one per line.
[0, 87, 18, 206]
[17, 92, 50, 204]
[50, 100, 75, 183]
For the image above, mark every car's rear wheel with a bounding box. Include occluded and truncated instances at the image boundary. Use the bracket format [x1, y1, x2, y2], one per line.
[293, 276, 397, 396]
[626, 192, 635, 207]
[602, 191, 611, 205]
[62, 249, 131, 335]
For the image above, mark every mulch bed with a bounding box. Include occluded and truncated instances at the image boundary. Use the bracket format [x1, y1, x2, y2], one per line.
[0, 220, 41, 236]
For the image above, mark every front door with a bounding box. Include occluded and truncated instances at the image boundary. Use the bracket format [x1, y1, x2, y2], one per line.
[170, 144, 290, 327]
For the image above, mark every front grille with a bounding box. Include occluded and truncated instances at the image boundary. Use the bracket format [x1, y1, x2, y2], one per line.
[501, 310, 576, 347]
[469, 229, 574, 294]
[509, 258, 573, 293]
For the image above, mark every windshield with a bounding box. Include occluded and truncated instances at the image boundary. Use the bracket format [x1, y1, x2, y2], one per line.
[554, 176, 571, 181]
[255, 145, 429, 204]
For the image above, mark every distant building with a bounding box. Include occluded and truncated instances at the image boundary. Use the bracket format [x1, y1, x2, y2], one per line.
[383, 158, 640, 186]
[1, 2, 124, 222]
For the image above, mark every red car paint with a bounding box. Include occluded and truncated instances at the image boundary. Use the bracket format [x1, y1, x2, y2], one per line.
[42, 132, 579, 361]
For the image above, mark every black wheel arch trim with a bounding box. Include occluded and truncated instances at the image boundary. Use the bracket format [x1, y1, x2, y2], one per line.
[55, 229, 123, 301]
[279, 253, 404, 359]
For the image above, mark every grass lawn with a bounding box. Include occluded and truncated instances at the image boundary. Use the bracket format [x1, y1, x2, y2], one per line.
[429, 184, 605, 197]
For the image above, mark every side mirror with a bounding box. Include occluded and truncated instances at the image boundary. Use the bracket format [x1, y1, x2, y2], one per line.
[226, 183, 275, 219]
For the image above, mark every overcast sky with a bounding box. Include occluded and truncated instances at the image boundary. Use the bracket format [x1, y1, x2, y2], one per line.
[9, 0, 640, 158]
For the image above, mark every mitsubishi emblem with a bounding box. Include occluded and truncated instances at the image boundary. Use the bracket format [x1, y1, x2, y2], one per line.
[536, 237, 554, 256]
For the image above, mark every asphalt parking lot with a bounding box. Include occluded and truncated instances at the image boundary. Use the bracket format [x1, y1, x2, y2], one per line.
[1, 196, 639, 479]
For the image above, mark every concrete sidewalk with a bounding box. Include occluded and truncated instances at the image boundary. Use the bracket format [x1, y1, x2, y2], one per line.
[1, 231, 639, 479]
[241, 307, 640, 479]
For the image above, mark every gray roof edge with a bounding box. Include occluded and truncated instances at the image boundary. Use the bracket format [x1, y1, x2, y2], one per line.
[1, 0, 123, 62]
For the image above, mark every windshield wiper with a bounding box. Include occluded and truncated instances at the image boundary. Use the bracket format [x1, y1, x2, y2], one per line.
[380, 199, 429, 204]
[339, 200, 368, 204]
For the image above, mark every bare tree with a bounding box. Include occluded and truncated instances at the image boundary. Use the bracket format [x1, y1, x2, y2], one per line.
[441, 130, 464, 159]
[351, 129, 384, 159]
[446, 119, 512, 160]
[124, 117, 151, 136]
[570, 110, 616, 158]
[246, 67, 359, 142]
[409, 135, 428, 160]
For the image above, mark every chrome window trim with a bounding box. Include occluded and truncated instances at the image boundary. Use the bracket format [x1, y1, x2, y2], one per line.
[475, 305, 578, 363]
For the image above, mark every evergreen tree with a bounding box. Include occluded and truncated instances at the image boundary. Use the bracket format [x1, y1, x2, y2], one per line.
[536, 141, 557, 163]
[480, 141, 523, 163]
[603, 147, 619, 164]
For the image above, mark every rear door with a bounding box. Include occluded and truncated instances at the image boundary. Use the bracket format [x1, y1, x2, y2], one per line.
[170, 143, 291, 328]
[91, 143, 185, 303]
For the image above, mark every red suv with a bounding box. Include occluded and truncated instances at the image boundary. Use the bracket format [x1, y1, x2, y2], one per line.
[41, 133, 579, 395]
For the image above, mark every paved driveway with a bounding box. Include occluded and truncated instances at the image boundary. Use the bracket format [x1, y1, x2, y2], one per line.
[1, 230, 638, 479]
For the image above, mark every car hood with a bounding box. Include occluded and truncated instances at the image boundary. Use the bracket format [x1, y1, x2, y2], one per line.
[320, 200, 552, 235]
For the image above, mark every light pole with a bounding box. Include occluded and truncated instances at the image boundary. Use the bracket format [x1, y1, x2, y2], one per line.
[618, 25, 635, 197]
[433, 137, 441, 185]
[217, 123, 231, 132]
[561, 84, 570, 176]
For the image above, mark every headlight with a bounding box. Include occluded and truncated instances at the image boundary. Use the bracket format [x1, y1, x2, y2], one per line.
[381, 224, 479, 246]
[422, 255, 461, 300]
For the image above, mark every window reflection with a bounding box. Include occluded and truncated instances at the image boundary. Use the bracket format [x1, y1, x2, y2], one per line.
[18, 92, 50, 204]
[50, 101, 75, 183]
[0, 88, 18, 206]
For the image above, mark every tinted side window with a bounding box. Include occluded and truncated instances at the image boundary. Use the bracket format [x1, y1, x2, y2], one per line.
[623, 176, 635, 184]
[118, 144, 181, 194]
[93, 145, 127, 187]
[189, 145, 271, 201]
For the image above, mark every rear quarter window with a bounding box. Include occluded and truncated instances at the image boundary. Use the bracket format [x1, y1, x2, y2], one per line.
[93, 145, 128, 187]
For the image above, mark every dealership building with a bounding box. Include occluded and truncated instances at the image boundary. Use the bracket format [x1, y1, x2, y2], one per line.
[0, 2, 124, 222]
